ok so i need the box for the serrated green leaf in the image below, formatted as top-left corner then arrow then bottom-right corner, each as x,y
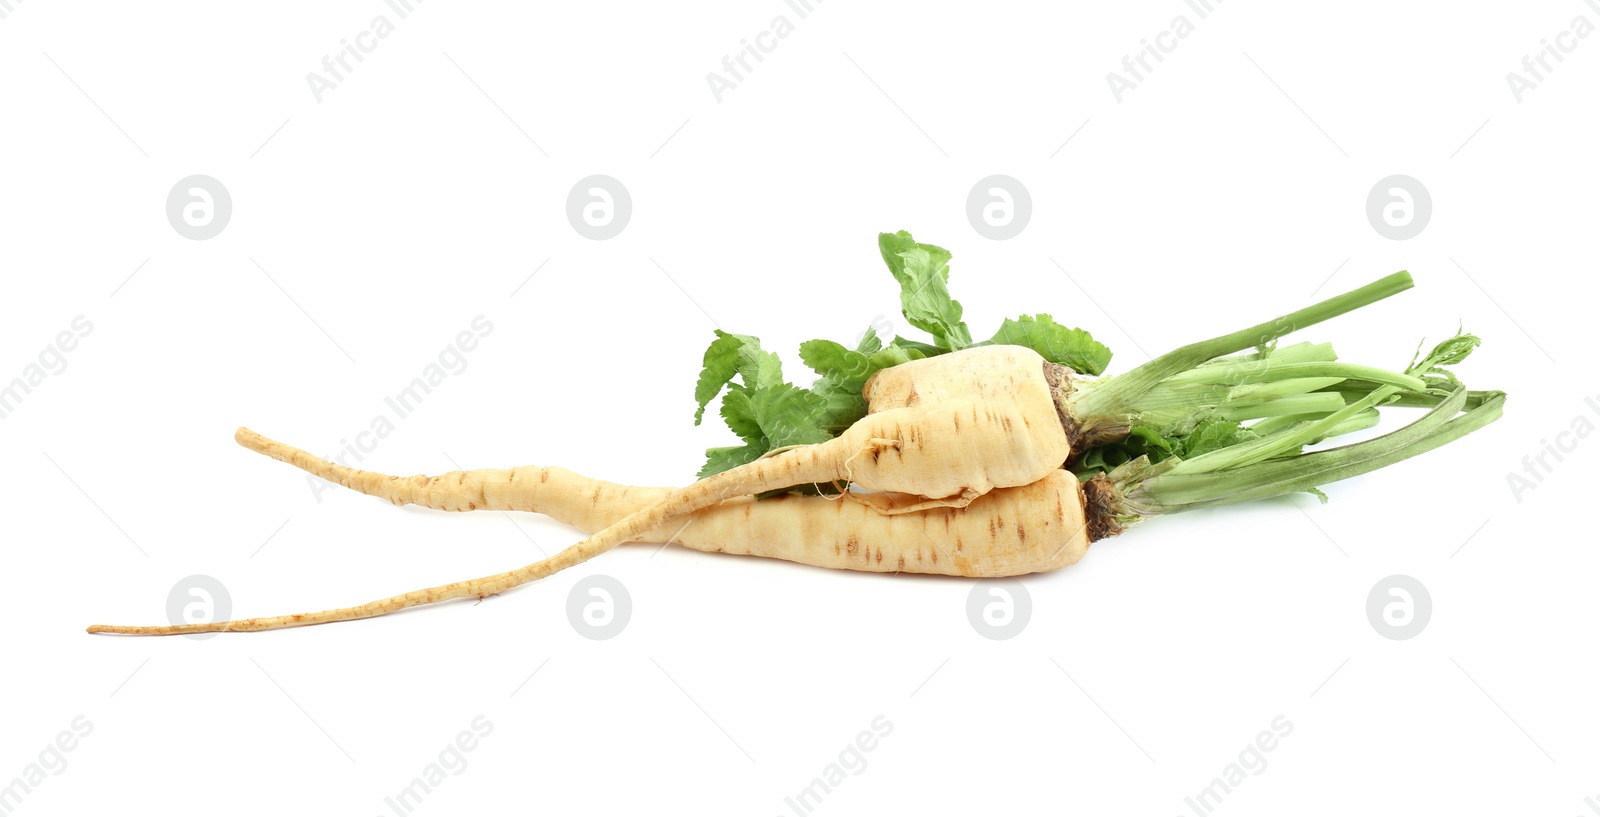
979,314 -> 1113,376
718,388 -> 762,442
1073,418 -> 1262,477
867,345 -> 923,370
1404,330 -> 1481,396
748,383 -> 834,449
693,331 -> 745,425
889,336 -> 943,356
798,339 -> 874,385
697,443 -> 765,478
877,231 -> 971,350
698,383 -> 835,478
1176,418 -> 1260,458
693,330 -> 784,424
854,326 -> 883,355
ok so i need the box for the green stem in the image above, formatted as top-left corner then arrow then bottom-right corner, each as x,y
1317,386 -> 1498,411
1249,407 -> 1379,437
1195,341 -> 1335,368
1123,389 -> 1505,515
1069,272 -> 1414,429
1136,377 -> 1347,411
1168,386 -> 1400,474
1164,362 -> 1425,390
1214,393 -> 1348,421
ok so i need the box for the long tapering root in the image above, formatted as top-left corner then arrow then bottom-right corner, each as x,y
86,524 -> 614,636
236,427 -> 487,511
105,400 -> 1037,635
236,427 -> 677,524
89,428 -> 853,635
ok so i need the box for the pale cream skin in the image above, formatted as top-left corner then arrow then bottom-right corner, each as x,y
476,467 -> 1091,579
90,346 -> 1083,635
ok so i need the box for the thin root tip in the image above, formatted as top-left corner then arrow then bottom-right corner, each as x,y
87,624 -> 159,636
235,427 -> 273,453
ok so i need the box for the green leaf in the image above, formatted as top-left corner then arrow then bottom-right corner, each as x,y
867,345 -> 923,370
889,336 -> 943,356
698,383 -> 834,477
979,314 -> 1113,375
697,444 -> 765,478
693,330 -> 783,424
854,326 -> 883,355
1176,418 -> 1261,459
877,231 -> 971,350
1407,330 -> 1480,373
749,384 -> 834,449
807,385 -> 869,435
718,388 -> 762,442
693,331 -> 744,425
1406,330 -> 1481,394
799,339 -> 880,434
1073,418 -> 1262,477
798,339 -> 873,385
1075,426 -> 1177,473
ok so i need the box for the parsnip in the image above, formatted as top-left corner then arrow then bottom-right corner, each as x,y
84,242 -> 1499,637
224,430 -> 1091,577
86,386 -> 1502,636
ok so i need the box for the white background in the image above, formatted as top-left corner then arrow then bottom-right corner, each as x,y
2,1 -> 1597,814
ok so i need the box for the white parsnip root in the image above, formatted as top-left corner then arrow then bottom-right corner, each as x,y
85,428 -> 1094,636
237,432 -> 1094,576
87,349 -> 1073,636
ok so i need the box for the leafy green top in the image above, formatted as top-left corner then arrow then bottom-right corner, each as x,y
690,230 -> 1111,478
1072,330 -> 1485,478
